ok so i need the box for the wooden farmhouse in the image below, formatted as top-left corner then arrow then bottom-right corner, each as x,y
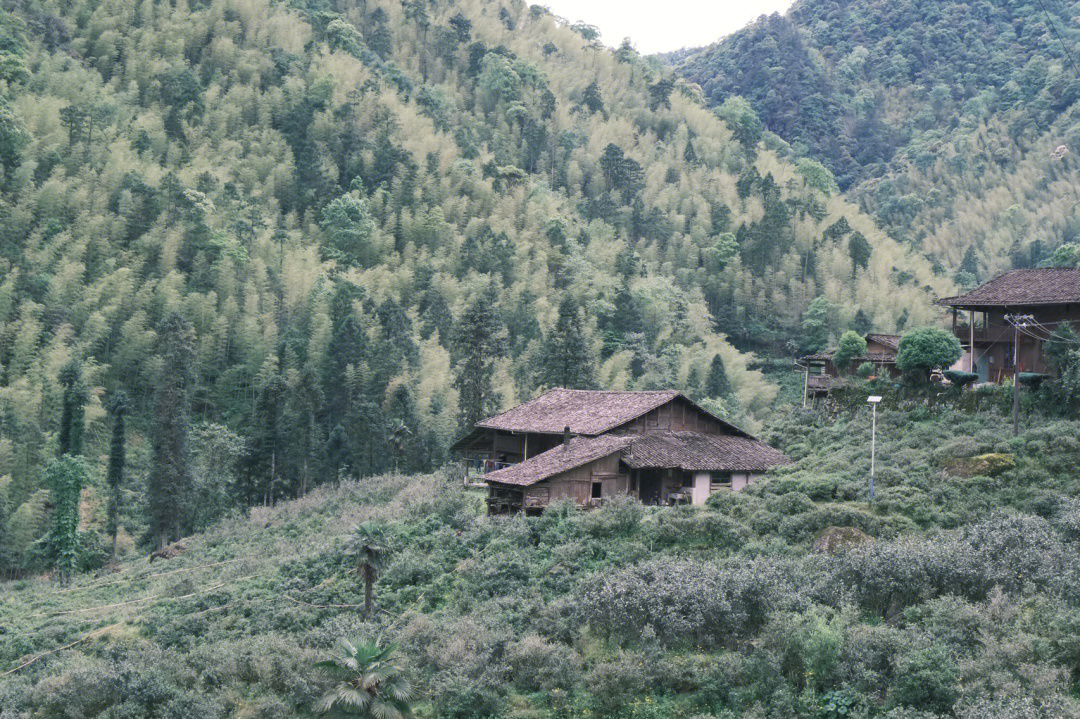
799,333 -> 903,397
451,389 -> 790,514
939,268 -> 1080,383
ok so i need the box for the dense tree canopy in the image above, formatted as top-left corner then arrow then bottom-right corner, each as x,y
679,0 -> 1080,280
0,0 -> 944,574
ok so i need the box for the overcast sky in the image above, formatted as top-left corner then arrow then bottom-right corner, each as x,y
535,0 -> 796,55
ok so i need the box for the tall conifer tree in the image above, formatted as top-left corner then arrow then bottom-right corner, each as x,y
149,314 -> 195,550
106,390 -> 129,561
539,296 -> 596,390
453,286 -> 505,428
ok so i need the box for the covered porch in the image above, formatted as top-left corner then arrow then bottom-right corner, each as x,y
626,466 -> 748,506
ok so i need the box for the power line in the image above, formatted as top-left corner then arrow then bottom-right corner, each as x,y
1035,0 -> 1080,82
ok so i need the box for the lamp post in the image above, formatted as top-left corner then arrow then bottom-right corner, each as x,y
867,396 -> 881,502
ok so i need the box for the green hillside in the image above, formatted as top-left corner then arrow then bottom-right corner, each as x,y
4,407 -> 1080,717
678,0 -> 1080,282
0,0 -> 950,570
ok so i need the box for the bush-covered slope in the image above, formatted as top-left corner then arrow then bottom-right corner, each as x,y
0,0 -> 949,569
679,0 -> 1080,281
4,408 -> 1080,717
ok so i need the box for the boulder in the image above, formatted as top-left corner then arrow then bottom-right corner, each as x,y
943,452 -> 1015,478
812,526 -> 872,554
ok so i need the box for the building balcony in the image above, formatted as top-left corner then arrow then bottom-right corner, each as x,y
952,325 -> 1014,345
806,374 -> 831,391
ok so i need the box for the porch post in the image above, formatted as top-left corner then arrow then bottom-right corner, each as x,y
969,309 -> 975,373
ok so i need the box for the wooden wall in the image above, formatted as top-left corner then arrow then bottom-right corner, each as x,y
611,397 -> 728,436
524,451 -> 630,507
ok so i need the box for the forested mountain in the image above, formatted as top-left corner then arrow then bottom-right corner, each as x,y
0,0 -> 945,570
678,0 -> 1080,284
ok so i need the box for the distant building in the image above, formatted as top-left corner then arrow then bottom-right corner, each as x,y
451,389 -> 790,514
939,268 -> 1080,383
798,333 -> 902,397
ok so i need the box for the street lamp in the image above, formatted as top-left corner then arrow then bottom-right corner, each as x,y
867,396 -> 882,502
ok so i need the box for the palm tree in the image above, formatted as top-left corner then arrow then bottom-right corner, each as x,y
347,521 -> 389,617
316,639 -> 413,717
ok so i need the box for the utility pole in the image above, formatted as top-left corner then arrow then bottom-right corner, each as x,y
1012,315 -> 1020,436
867,395 -> 881,502
1007,313 -> 1033,437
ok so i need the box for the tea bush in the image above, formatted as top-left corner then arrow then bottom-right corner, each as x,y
5,410 -> 1080,718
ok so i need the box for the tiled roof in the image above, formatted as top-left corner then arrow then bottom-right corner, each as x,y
865,334 -> 901,350
482,434 -> 633,486
621,432 -> 792,472
802,333 -> 900,363
801,351 -> 897,363
484,431 -> 791,487
939,268 -> 1080,307
476,388 -> 743,436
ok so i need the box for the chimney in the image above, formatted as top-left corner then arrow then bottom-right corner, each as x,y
563,425 -> 571,452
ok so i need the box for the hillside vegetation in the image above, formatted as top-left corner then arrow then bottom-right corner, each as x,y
0,0 -> 950,573
4,408 -> 1080,718
678,0 -> 1080,282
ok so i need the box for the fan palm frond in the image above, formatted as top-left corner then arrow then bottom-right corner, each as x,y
315,638 -> 412,717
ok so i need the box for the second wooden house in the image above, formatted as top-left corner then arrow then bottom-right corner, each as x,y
452,388 -> 791,514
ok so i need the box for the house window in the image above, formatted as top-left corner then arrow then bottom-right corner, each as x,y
591,482 -> 602,499
710,472 -> 732,491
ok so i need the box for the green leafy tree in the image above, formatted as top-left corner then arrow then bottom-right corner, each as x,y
1044,324 -> 1080,375
321,190 -> 377,268
347,521 -> 389,617
539,296 -> 596,389
315,639 -> 413,718
795,157 -> 838,196
833,331 -> 867,371
149,314 -> 195,550
801,296 -> 833,354
895,327 -> 962,385
105,390 -> 129,561
42,456 -> 89,580
716,96 -> 763,151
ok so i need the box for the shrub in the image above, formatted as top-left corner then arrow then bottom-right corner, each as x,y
585,493 -> 643,537
586,651 -> 648,717
504,634 -> 581,692
888,643 -> 959,713
965,513 -> 1075,596
581,557 -> 810,648
648,506 -> 745,550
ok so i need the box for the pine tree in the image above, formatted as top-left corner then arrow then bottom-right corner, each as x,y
683,138 -> 698,166
539,296 -> 596,389
57,359 -> 87,457
105,390 -> 129,561
582,80 -> 605,116
852,309 -> 872,336
149,313 -> 195,550
385,383 -> 420,473
705,354 -> 733,399
848,231 -> 872,275
240,366 -> 287,506
453,287 -> 505,428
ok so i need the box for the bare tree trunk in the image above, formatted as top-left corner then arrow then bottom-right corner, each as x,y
364,574 -> 373,617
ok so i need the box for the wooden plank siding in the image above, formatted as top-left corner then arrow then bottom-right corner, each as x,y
610,396 -> 727,436
525,451 -> 630,508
